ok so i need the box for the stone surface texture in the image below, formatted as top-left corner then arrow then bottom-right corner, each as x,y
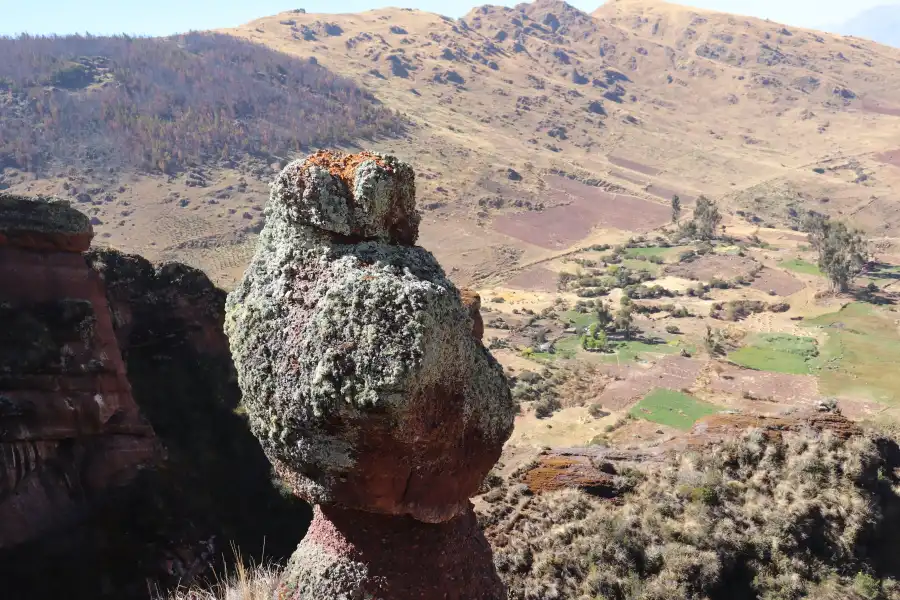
0,193 -> 158,550
225,151 -> 515,599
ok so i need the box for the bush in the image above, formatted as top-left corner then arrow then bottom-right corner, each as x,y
484,426 -> 900,600
588,403 -> 609,418
534,397 -> 561,419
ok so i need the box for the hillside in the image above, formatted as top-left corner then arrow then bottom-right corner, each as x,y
836,5 -> 900,48
3,0 -> 900,290
0,33 -> 403,174
222,0 -> 900,286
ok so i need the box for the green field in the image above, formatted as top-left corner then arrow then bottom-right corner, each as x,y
728,333 -> 819,375
780,258 -> 823,277
620,258 -> 661,276
625,246 -> 672,259
601,339 -> 682,364
805,303 -> 900,404
629,388 -> 721,430
561,310 -> 601,330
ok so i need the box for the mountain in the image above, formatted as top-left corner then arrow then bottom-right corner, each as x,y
3,0 -> 900,290
219,0 -> 900,287
835,4 -> 900,48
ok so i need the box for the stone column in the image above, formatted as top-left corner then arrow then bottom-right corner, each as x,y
225,151 -> 515,599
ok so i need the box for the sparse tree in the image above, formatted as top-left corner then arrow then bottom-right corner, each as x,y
671,194 -> 682,224
594,301 -> 614,330
704,325 -> 725,357
614,299 -> 638,341
693,196 -> 722,240
804,214 -> 869,292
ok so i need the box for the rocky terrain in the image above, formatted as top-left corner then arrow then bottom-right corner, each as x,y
5,0 -> 900,597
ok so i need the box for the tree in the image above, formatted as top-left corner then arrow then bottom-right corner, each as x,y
581,322 -> 608,352
804,214 -> 869,292
594,301 -> 613,330
614,301 -> 638,341
704,326 -> 725,357
693,196 -> 722,240
671,195 -> 682,224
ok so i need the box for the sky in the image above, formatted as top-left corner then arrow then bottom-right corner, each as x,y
0,0 -> 897,37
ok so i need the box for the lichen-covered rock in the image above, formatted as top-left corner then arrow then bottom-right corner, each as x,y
226,151 -> 515,523
269,150 -> 419,244
0,193 -> 93,252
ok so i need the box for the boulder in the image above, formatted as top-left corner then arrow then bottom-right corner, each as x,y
226,151 -> 515,598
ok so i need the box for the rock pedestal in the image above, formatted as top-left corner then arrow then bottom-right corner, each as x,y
225,151 -> 516,599
0,194 -> 157,550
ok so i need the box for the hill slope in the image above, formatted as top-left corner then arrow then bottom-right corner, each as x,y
5,0 -> 900,288
225,0 -> 900,281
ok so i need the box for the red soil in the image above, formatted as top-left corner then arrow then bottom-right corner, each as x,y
492,176 -> 670,249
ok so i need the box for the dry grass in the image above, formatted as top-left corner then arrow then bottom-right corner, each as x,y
481,423 -> 900,600
163,556 -> 280,600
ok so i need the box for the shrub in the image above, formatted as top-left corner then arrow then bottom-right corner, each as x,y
588,403 -> 609,418
483,426 -> 900,600
534,397 -> 561,419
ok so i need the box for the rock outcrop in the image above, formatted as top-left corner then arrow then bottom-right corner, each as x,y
225,151 -> 516,599
0,194 -> 158,550
0,194 -> 310,599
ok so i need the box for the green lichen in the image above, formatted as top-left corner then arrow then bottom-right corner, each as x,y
268,153 -> 418,243
225,153 -> 515,507
0,193 -> 91,236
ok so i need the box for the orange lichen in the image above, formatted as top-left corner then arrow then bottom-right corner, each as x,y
304,150 -> 390,190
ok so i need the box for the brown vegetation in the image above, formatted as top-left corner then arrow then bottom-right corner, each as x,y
483,422 -> 900,600
0,33 -> 404,174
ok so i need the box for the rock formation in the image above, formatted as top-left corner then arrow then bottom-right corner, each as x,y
0,194 -> 157,550
0,194 -> 310,599
225,150 -> 516,599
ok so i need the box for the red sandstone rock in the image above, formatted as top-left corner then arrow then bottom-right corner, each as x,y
0,194 -> 157,550
281,504 -> 505,599
225,153 -> 513,598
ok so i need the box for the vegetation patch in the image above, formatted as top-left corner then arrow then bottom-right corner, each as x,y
628,388 -> 720,430
807,303 -> 900,404
598,340 -> 681,364
624,246 -> 679,261
0,34 -> 404,174
729,333 -> 819,375
780,257 -> 823,277
485,425 -> 900,600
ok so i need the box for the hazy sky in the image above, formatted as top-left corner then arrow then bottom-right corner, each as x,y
1,0 -> 897,37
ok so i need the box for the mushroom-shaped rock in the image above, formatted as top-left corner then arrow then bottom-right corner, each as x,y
226,151 -> 513,598
225,151 -> 515,523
